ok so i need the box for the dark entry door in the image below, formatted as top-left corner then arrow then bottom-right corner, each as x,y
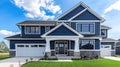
59,44 -> 64,54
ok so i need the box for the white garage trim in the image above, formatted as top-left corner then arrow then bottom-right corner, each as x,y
15,43 -> 45,57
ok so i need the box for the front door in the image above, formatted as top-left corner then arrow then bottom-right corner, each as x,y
55,41 -> 68,54
59,44 -> 64,54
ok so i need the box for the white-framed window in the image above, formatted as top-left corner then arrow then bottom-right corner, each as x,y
25,26 -> 40,34
76,23 -> 95,34
101,29 -> 107,37
79,40 -> 95,49
45,26 -> 50,33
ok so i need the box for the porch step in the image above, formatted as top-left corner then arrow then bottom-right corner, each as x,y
58,57 -> 72,60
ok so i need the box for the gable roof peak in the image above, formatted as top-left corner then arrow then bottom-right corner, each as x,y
41,22 -> 83,37
56,1 -> 105,22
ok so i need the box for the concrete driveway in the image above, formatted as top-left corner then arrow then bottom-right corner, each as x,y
104,56 -> 120,61
0,57 -> 39,67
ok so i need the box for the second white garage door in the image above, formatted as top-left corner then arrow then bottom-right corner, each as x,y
100,45 -> 111,57
16,44 -> 45,57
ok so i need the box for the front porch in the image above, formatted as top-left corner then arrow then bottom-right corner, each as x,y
45,36 -> 80,57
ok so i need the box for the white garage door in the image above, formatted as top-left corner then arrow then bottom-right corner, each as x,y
16,44 -> 45,57
100,45 -> 111,57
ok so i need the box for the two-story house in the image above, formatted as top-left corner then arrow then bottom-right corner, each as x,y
6,2 -> 117,57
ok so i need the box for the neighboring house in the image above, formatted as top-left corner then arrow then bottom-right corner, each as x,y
116,41 -> 120,55
6,2 -> 117,57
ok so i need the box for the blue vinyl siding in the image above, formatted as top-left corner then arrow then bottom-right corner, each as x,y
59,5 -> 85,20
21,26 -> 55,37
72,10 -> 100,20
95,39 -> 100,49
10,40 -> 46,49
48,25 -> 78,36
70,22 -> 100,37
101,42 -> 115,50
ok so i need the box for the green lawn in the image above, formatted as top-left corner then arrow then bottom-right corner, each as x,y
22,59 -> 120,67
0,53 -> 10,60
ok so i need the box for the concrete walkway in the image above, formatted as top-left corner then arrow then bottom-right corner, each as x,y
104,56 -> 120,61
0,57 -> 39,67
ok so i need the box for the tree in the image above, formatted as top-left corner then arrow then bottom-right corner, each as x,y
0,41 -> 9,53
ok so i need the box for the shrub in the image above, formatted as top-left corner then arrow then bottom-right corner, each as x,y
71,58 -> 81,60
26,59 -> 28,63
44,53 -> 48,60
30,57 -> 33,61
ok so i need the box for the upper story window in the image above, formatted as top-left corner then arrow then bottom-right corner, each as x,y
101,29 -> 107,37
76,23 -> 94,34
45,26 -> 50,33
79,40 -> 95,49
25,26 -> 40,34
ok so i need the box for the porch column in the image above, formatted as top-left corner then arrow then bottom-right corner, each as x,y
45,38 -> 51,57
74,38 -> 80,56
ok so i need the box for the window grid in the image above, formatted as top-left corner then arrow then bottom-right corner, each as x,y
25,26 -> 40,34
77,23 -> 94,33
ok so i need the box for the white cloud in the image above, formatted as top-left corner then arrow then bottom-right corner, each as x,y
0,30 -> 20,36
104,0 -> 120,14
13,0 -> 62,20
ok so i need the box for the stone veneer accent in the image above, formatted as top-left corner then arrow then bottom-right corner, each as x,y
111,51 -> 116,56
74,52 -> 80,57
10,51 -> 16,57
80,51 -> 100,56
46,52 -> 51,57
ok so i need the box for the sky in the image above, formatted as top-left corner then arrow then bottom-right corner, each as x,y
0,0 -> 120,46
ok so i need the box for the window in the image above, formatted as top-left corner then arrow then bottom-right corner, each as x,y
79,40 -> 94,49
25,26 -> 40,34
31,45 -> 38,47
25,45 -> 29,47
45,26 -> 50,32
101,29 -> 106,36
77,23 -> 94,33
39,45 -> 45,47
17,45 -> 24,47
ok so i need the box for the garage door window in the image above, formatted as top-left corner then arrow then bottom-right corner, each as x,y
17,45 -> 24,47
39,45 -> 45,47
31,45 -> 38,47
25,45 -> 29,47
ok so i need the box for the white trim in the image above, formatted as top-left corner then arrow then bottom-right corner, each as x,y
25,26 -> 41,34
76,22 -> 95,34
9,49 -> 15,51
58,20 -> 101,22
101,40 -> 117,42
56,1 -> 86,20
80,50 -> 100,51
6,38 -> 45,40
68,8 -> 87,21
41,23 -> 83,37
15,43 -> 46,56
86,8 -> 105,22
17,24 -> 55,26
56,2 -> 105,22
80,37 -> 102,40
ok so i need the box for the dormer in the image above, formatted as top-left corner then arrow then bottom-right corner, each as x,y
101,25 -> 111,38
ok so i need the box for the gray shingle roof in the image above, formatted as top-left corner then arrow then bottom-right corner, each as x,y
101,25 -> 111,30
5,34 -> 44,40
17,20 -> 57,26
101,38 -> 117,42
